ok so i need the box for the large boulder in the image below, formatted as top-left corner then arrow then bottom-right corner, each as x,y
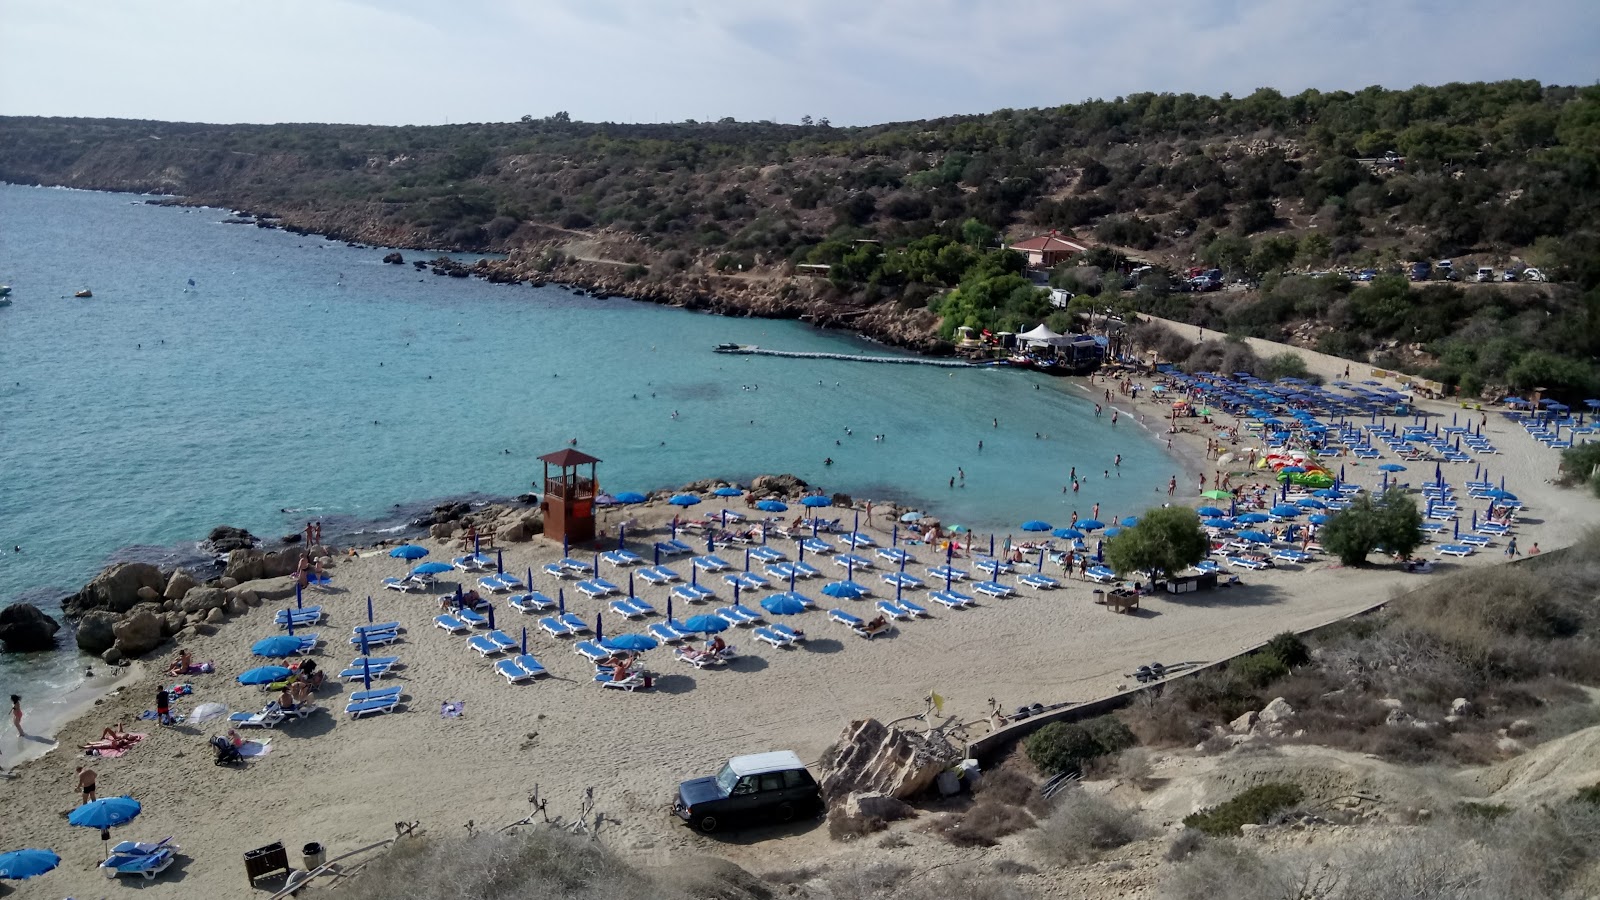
180,587 -> 230,614
164,569 -> 198,600
0,603 -> 61,652
413,501 -> 471,528
111,610 -> 164,658
750,473 -> 808,496
223,548 -> 305,583
76,610 -> 121,654
430,522 -> 457,541
63,562 -> 166,617
844,791 -> 915,823
205,525 -> 258,554
232,577 -> 296,604
498,513 -> 544,542
818,718 -> 960,803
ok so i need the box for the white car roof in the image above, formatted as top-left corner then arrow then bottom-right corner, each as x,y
728,750 -> 806,776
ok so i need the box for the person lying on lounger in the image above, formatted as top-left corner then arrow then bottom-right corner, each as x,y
861,615 -> 889,633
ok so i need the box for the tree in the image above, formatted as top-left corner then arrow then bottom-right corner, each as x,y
1319,488 -> 1423,565
1103,506 -> 1210,581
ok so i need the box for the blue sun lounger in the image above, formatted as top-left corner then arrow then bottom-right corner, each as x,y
791,561 -> 823,579
835,553 -> 874,570
467,633 -> 511,657
828,608 -> 864,628
538,616 -> 574,638
637,566 -> 677,585
345,695 -> 401,718
480,573 -> 525,593
646,621 -> 691,643
1458,534 -> 1491,547
1436,544 -> 1475,557
339,657 -> 398,681
875,600 -> 913,620
656,539 -> 694,556
974,557 -> 1014,575
973,581 -> 1014,598
692,555 -> 732,572
602,549 -> 645,567
770,623 -> 806,642
928,565 -> 968,581
576,580 -> 614,599
716,604 -> 762,626
1226,556 -> 1270,571
843,532 -> 877,548
875,547 -> 913,565
382,576 -> 426,593
610,597 -> 653,618
275,606 -> 324,627
542,563 -> 573,579
354,621 -> 401,636
930,590 -> 975,609
456,608 -> 489,628
1192,560 -> 1225,575
453,554 -> 493,572
349,627 -> 400,647
754,626 -> 796,648
572,640 -> 610,662
230,702 -> 285,728
510,592 -> 556,614
557,557 -> 595,575
1084,565 -> 1117,584
881,572 -> 924,590
496,656 -> 545,683
435,614 -> 469,634
559,612 -> 590,633
671,583 -> 716,603
1018,573 -> 1059,590
800,538 -> 835,555
723,572 -> 769,591
100,838 -> 178,880
748,546 -> 786,563
349,686 -> 403,704
764,562 -> 798,580
282,634 -> 321,653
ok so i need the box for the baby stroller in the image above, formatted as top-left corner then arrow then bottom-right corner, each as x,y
210,735 -> 244,767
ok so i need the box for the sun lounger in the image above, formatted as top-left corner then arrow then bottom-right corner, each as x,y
576,580 -> 613,599
835,553 -> 874,570
1018,573 -> 1060,590
382,576 -> 425,593
602,549 -> 645,567
230,702 -> 285,729
843,532 -> 877,548
881,571 -> 925,590
468,633 -> 509,657
930,590 -> 974,609
671,583 -> 716,603
479,573 -> 524,593
748,546 -> 786,563
510,592 -> 556,614
656,539 -> 694,556
434,614 -> 469,633
800,538 -> 835,555
692,555 -> 731,572
538,616 -> 574,638
828,608 -> 864,628
557,557 -> 595,575
791,561 -> 823,579
1225,556 -> 1270,571
348,687 -> 403,704
595,670 -> 648,691
1476,523 -> 1509,535
1436,544 -> 1476,557
875,547 -> 913,565
1271,549 -> 1313,564
274,606 -> 324,624
495,658 -> 535,683
974,557 -> 1014,575
339,659 -> 396,681
456,608 -> 489,628
354,621 -> 401,636
638,566 -> 676,585
770,623 -> 806,642
572,640 -> 611,662
928,565 -> 968,581
646,621 -> 690,643
754,626 -> 796,648
715,604 -> 762,626
453,554 -> 493,572
1083,565 -> 1117,584
100,838 -> 178,880
973,581 -> 1014,598
764,562 -> 798,580
345,695 -> 400,718
610,597 -> 649,618
559,612 -> 590,633
674,646 -> 727,668
875,600 -> 913,620
542,563 -> 572,579
283,634 -> 320,653
1458,535 -> 1491,547
723,572 -> 770,591
349,627 -> 400,647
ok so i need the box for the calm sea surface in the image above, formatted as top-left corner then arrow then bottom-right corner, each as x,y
0,183 -> 1179,709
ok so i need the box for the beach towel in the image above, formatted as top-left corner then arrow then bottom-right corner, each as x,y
440,701 -> 465,719
137,710 -> 185,725
81,733 -> 146,759
165,683 -> 194,697
239,739 -> 272,758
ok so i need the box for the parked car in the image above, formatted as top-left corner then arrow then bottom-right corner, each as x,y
1476,267 -> 1494,283
673,750 -> 822,833
1357,269 -> 1378,282
1524,268 -> 1548,283
1409,261 -> 1432,282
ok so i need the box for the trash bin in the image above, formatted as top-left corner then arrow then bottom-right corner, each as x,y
302,842 -> 325,871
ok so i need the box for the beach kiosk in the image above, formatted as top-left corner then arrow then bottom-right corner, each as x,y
538,448 -> 601,547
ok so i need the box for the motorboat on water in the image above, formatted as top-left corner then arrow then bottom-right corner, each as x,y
75,288 -> 93,298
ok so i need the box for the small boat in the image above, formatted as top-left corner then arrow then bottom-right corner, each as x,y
0,284 -> 11,297
75,289 -> 93,298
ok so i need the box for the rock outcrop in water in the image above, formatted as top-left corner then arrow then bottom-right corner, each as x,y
0,603 -> 61,652
204,525 -> 258,554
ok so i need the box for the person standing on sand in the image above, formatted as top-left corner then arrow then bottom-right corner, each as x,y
76,765 -> 97,803
10,695 -> 22,736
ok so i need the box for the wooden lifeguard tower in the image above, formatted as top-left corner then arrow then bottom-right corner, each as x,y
538,448 -> 601,546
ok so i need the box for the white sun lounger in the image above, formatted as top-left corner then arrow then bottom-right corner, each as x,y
875,600 -> 913,620
881,572 -> 924,590
230,702 -> 285,729
754,626 -> 796,648
656,539 -> 694,556
538,616 -> 575,638
930,590 -> 974,609
671,583 -> 716,603
646,621 -> 690,643
602,549 -> 645,567
434,614 -> 469,634
382,576 -> 425,593
973,581 -> 1014,598
510,592 -> 556,614
692,555 -> 731,572
674,646 -> 727,668
1018,573 -> 1060,590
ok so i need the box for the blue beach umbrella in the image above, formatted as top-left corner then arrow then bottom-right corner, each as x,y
1196,506 -> 1225,517
1077,519 -> 1105,531
238,665 -> 292,685
497,548 -> 505,574
1308,514 -> 1330,525
1312,489 -> 1338,499
669,494 -> 701,507
822,581 -> 866,599
682,614 -> 729,633
252,636 -> 303,658
411,562 -> 452,576
1202,518 -> 1235,528
67,797 -> 142,830
1378,463 -> 1407,472
295,581 -> 302,609
1270,505 -> 1302,517
521,627 -> 528,654
1297,498 -> 1326,509
761,594 -> 807,616
389,545 -> 428,560
1052,528 -> 1084,539
713,486 -> 743,497
1236,531 -> 1271,543
1104,527 -> 1122,538
1236,512 -> 1270,524
366,595 -> 374,623
602,633 -> 659,651
614,491 -> 647,504
558,588 -> 566,614
1021,520 -> 1051,532
757,500 -> 788,512
802,495 -> 832,508
0,848 -> 61,880
1120,516 -> 1140,527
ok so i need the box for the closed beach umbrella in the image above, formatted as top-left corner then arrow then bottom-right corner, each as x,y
389,545 -> 428,560
558,588 -> 566,614
713,486 -> 743,497
595,612 -> 603,643
0,849 -> 61,880
669,494 -> 701,507
682,614 -> 729,633
757,500 -> 788,512
68,797 -> 142,830
238,665 -> 292,685
496,548 -> 505,574
411,562 -> 451,576
761,594 -> 806,616
602,633 -> 658,651
189,702 -> 228,724
802,496 -> 831,508
252,636 -> 303,658
614,491 -> 647,504
1020,520 -> 1052,532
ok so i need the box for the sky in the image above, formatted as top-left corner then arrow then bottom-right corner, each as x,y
2,0 -> 1597,127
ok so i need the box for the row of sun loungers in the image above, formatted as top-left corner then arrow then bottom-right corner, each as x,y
346,686 -> 403,718
231,700 -> 319,729
610,596 -> 657,618
274,606 -> 325,629
754,623 -> 807,648
339,656 -> 399,681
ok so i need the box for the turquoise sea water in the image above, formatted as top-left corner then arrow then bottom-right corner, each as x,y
0,183 -> 1179,707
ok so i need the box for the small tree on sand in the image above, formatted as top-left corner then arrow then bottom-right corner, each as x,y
1104,506 -> 1210,581
1319,488 -> 1424,565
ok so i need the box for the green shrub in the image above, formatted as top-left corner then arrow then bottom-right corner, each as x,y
1262,632 -> 1310,669
1025,715 -> 1136,776
1228,651 -> 1289,689
1182,783 -> 1304,835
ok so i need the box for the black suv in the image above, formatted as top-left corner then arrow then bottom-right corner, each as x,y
673,750 -> 822,833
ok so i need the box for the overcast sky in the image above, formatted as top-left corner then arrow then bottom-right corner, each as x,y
2,0 -> 1597,126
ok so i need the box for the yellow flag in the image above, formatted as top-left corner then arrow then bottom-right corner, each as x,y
930,692 -> 945,716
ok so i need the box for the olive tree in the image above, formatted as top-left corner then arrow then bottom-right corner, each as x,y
1104,506 -> 1210,581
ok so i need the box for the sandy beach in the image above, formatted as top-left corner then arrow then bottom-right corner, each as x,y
3,331 -> 1597,898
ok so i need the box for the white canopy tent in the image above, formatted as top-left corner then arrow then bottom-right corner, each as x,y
1017,324 -> 1063,348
